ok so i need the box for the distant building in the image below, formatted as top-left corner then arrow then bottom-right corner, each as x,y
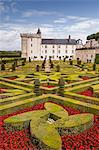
20,28 -> 82,60
76,39 -> 99,63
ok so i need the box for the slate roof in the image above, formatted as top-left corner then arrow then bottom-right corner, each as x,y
42,39 -> 77,45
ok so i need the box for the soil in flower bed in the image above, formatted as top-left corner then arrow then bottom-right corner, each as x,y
0,102 -> 99,150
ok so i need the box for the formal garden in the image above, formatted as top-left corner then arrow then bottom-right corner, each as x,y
0,58 -> 99,150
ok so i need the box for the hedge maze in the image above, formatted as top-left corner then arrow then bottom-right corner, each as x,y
0,60 -> 99,149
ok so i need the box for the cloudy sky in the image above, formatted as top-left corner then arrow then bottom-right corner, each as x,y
0,0 -> 99,50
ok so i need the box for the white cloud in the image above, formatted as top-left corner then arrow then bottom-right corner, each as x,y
54,18 -> 67,23
0,16 -> 99,50
67,16 -> 89,21
64,19 -> 99,32
22,10 -> 57,17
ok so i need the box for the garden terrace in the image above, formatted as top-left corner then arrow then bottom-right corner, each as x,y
0,60 -> 99,150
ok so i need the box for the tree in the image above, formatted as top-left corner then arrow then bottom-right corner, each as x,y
34,79 -> 41,96
58,77 -> 65,96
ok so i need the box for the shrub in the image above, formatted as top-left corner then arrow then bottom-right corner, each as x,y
93,63 -> 96,70
69,59 -> 73,65
12,63 -> 16,71
58,77 -> 65,96
36,65 -> 40,72
29,57 -> 31,62
34,79 -> 41,96
56,65 -> 60,72
1,62 -> 5,70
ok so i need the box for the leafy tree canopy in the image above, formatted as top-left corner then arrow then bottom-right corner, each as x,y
87,32 -> 99,41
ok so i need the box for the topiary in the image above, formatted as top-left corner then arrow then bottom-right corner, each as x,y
93,63 -> 96,71
34,79 -> 41,96
1,62 -> 5,70
58,77 -> 65,96
12,63 -> 16,71
56,65 -> 60,72
36,65 -> 40,72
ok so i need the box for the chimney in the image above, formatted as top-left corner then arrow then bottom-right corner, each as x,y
69,35 -> 71,40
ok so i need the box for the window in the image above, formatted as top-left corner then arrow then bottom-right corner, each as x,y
31,38 -> 32,41
45,45 -> 47,48
31,44 -> 32,47
58,50 -> 60,53
65,50 -> 67,53
52,55 -> 54,59
31,50 -> 33,53
91,55 -> 93,58
45,50 -> 47,54
58,45 -> 60,48
72,50 -> 74,53
53,45 -> 54,48
53,50 -> 55,53
66,45 -> 67,48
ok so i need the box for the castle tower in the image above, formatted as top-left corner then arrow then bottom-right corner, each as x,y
20,29 -> 41,60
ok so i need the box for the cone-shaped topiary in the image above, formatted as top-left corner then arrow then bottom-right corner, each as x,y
56,65 -> 60,72
58,77 -> 65,96
34,79 -> 41,96
36,65 -> 40,72
12,62 -> 16,71
1,62 -> 5,70
93,63 -> 96,71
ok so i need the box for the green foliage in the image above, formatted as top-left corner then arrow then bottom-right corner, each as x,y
56,65 -> 60,72
93,63 -> 96,71
34,79 -> 41,96
36,65 -> 40,72
4,102 -> 94,149
69,59 -> 73,65
12,62 -> 16,71
29,57 -> 31,62
1,62 -> 5,70
58,77 -> 65,96
87,32 -> 99,41
95,54 -> 99,64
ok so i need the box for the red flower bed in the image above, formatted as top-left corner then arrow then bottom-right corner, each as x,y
7,77 -> 17,80
0,103 -> 99,150
82,76 -> 90,80
78,89 -> 93,97
43,85 -> 55,88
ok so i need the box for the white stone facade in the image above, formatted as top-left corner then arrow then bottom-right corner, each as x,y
20,29 -> 83,60
84,39 -> 99,48
76,48 -> 99,63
